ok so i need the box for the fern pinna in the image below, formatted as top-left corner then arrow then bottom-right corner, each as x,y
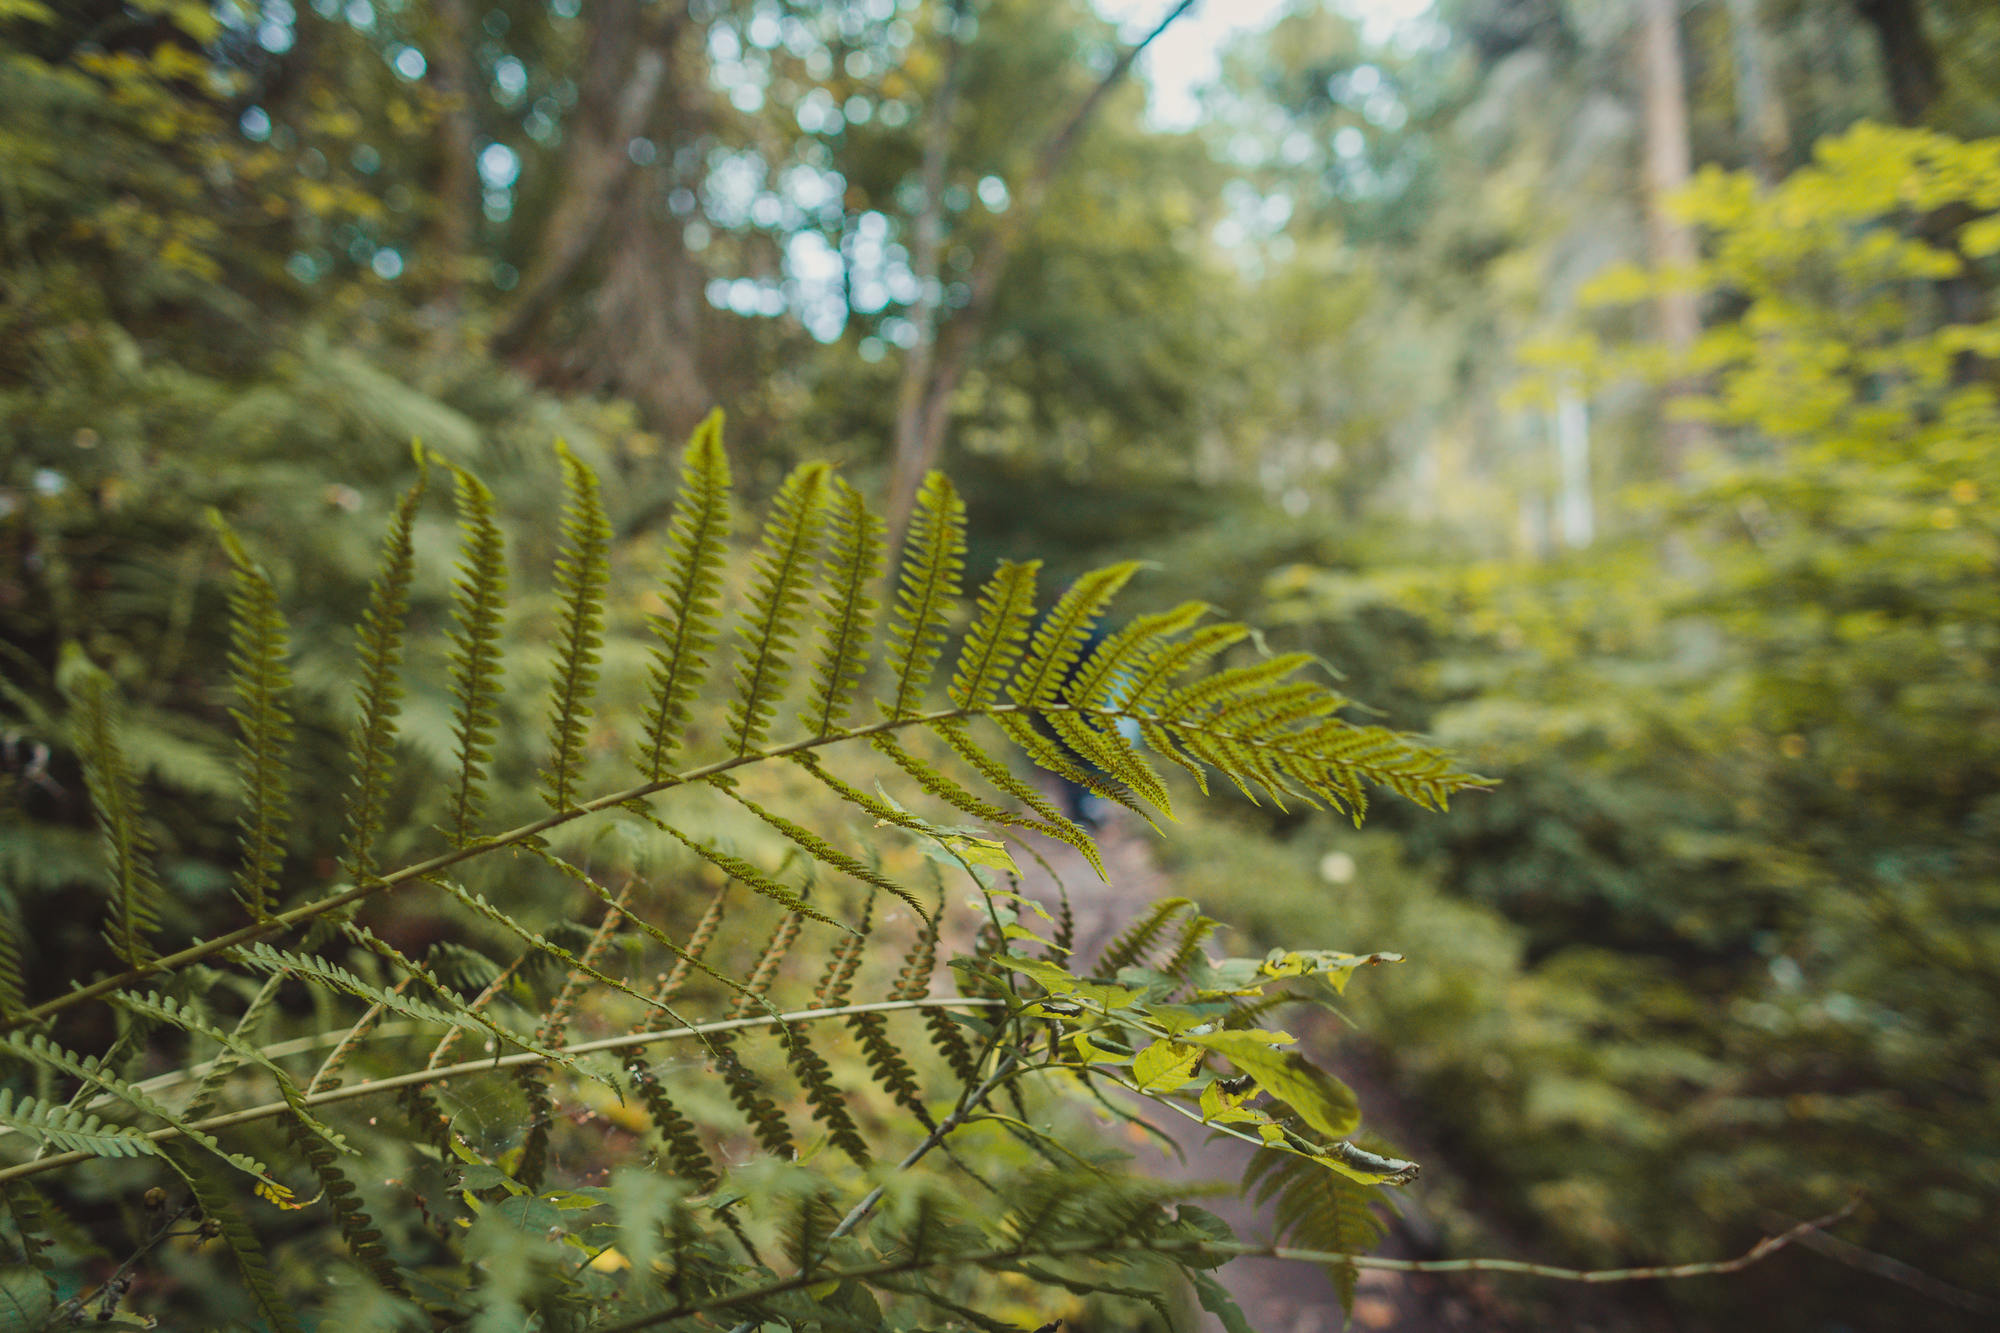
0,413 -> 1489,1329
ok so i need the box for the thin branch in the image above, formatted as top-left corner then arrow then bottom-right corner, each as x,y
0,996 -> 1003,1185
601,1197 -> 1863,1333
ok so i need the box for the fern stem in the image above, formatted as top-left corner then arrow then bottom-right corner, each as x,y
7,699 -> 1471,1035
605,1197 -> 1862,1333
0,997 -> 1004,1184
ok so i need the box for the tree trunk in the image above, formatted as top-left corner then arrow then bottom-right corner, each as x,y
1850,0 -> 1940,126
1638,0 -> 1705,477
490,0 -> 707,435
422,0 -> 479,348
883,0 -> 1200,551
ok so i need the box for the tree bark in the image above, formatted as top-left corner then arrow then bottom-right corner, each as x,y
883,0 -> 1200,551
422,0 -> 479,347
1849,0 -> 1941,126
490,3 -> 681,348
1638,0 -> 1705,478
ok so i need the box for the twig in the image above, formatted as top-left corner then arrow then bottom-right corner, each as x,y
0,996 -> 1004,1185
603,1197 -> 1863,1333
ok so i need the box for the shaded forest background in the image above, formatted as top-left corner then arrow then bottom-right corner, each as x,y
4,0 -> 1999,1328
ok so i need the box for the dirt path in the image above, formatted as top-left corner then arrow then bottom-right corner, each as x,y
1011,815 -> 1533,1333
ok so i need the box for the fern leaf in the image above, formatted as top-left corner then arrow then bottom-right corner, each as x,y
0,891 -> 26,1024
0,1031 -> 274,1186
541,441 -> 612,811
846,1009 -> 932,1128
874,729 -> 1104,877
110,989 -> 344,1143
0,1089 -> 161,1161
1244,1148 -> 1388,1318
164,1146 -> 305,1333
637,884 -> 730,1020
727,462 -> 832,756
518,884 -> 627,1191
711,1034 -> 794,1158
281,1113 -> 411,1299
226,942 -> 486,1039
1097,898 -> 1193,974
1007,562 -> 1143,708
627,1059 -> 720,1190
813,897 -> 873,1009
634,808 -> 845,930
948,559 -> 1041,710
718,778 -> 927,919
212,518 -> 296,920
801,478 -> 886,737
882,472 -> 966,720
444,463 -> 508,846
2,1180 -> 59,1275
62,652 -> 162,967
781,1024 -> 871,1165
640,410 -> 733,779
342,461 -> 427,882
729,905 -> 806,1021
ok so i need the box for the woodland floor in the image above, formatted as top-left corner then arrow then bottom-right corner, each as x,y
1013,808 -> 1648,1333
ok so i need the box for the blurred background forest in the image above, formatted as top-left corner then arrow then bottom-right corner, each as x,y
3,0 -> 1998,1328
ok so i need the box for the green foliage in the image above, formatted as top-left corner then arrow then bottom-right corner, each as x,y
0,422 -> 1478,1326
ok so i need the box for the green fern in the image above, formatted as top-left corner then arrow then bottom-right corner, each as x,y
341,461 -> 427,882
640,409 -> 733,780
0,429 -> 1499,1329
212,517 -> 296,921
60,651 -> 162,967
443,462 -> 508,846
542,440 -> 612,811
883,472 -> 966,721
728,462 -> 832,757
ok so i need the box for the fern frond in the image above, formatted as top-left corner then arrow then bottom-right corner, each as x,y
0,1031 -> 273,1186
846,1009 -> 931,1128
110,990 -> 343,1144
1008,562 -> 1142,708
342,461 -> 427,882
2,1179 -> 60,1274
718,778 -> 927,919
0,1089 -> 161,1161
444,463 -> 508,846
519,884 -> 628,1190
226,942 -> 484,1039
641,410 -> 733,780
63,654 -> 162,967
730,905 -> 806,1020
1163,912 -> 1219,980
634,808 -> 844,930
872,729 -> 1102,877
711,1035 -> 794,1158
282,1113 -> 411,1299
639,884 -> 729,1020
212,518 -> 296,921
813,897 -> 872,1009
1243,1147 -> 1388,1317
165,1146 -> 305,1333
781,1024 -> 871,1165
541,441 -> 613,811
883,472 -> 966,720
727,462 -> 832,757
1097,898 -> 1193,974
0,892 -> 26,1024
627,1060 -> 720,1190
948,559 -> 1041,711
801,478 -> 886,737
